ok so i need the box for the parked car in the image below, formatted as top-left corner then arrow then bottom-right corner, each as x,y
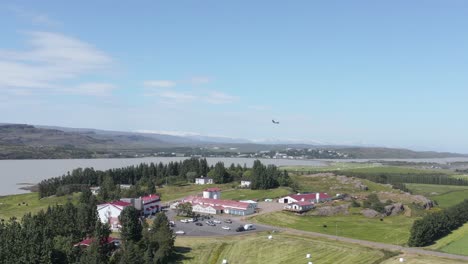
213,219 -> 221,224
221,226 -> 230,230
169,221 -> 175,227
187,218 -> 194,222
175,230 -> 185,235
224,219 -> 232,224
180,219 -> 188,223
244,224 -> 255,230
206,221 -> 216,226
235,226 -> 245,232
195,222 -> 203,226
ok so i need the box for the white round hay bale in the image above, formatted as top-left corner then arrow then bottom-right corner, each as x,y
222,259 -> 228,264
268,235 -> 273,240
399,257 -> 404,262
308,262 -> 313,264
306,253 -> 311,258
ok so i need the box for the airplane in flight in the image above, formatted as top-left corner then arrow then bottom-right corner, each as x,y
272,119 -> 280,124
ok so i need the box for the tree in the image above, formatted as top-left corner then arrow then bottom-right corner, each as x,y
144,213 -> 175,264
211,162 -> 230,184
119,206 -> 143,243
176,202 -> 193,217
118,241 -> 143,264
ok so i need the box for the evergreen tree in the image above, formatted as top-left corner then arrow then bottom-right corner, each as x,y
119,206 -> 143,243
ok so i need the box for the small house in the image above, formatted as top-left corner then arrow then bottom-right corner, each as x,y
284,201 -> 314,212
195,177 -> 214,185
240,180 -> 251,188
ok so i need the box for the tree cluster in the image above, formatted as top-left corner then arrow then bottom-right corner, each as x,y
408,199 -> 468,247
114,210 -> 175,264
250,160 -> 291,190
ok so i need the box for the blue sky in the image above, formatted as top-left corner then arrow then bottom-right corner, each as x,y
1,1 -> 468,152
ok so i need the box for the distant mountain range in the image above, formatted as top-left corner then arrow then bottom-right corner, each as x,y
0,123 -> 466,159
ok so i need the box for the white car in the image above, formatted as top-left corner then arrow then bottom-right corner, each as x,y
213,220 -> 221,224
180,219 -> 188,223
221,226 -> 230,230
175,230 -> 185,235
187,218 -> 194,222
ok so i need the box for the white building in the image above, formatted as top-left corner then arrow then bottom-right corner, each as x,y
142,194 -> 161,215
239,200 -> 258,208
195,177 -> 213,185
240,180 -> 251,188
278,193 -> 332,204
121,194 -> 161,216
203,188 -> 221,199
184,196 -> 256,216
284,201 -> 314,212
192,204 -> 223,215
97,200 -> 132,231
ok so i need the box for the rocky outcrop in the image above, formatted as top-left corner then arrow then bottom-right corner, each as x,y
412,195 -> 434,209
361,208 -> 382,218
384,203 -> 404,216
315,204 -> 349,216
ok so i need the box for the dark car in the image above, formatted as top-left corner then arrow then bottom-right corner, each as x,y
235,226 -> 245,232
195,222 -> 203,226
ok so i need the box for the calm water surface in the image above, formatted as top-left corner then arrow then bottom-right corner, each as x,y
0,157 -> 326,195
2,156 -> 468,196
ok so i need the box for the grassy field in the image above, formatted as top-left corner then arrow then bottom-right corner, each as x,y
427,223 -> 468,256
251,211 -> 415,245
0,192 -> 80,220
174,232 -> 392,264
281,162 -> 381,172
406,184 -> 468,208
381,254 -> 467,264
291,174 -> 394,196
343,166 -> 448,174
221,187 -> 292,201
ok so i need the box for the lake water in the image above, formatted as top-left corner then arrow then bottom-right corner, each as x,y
0,157 -> 326,196
2,156 -> 468,196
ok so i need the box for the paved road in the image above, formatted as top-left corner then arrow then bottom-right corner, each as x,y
252,222 -> 468,262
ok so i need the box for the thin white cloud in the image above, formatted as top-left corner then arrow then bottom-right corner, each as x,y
0,31 -> 114,96
158,91 -> 198,102
63,83 -> 117,97
204,91 -> 238,104
143,80 -> 176,88
9,6 -> 60,27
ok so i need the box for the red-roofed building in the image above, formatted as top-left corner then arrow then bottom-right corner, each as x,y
278,193 -> 332,204
203,188 -> 221,199
97,201 -> 132,231
74,237 -> 119,247
141,194 -> 161,215
182,196 -> 255,216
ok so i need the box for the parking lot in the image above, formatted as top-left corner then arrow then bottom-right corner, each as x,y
164,209 -> 271,237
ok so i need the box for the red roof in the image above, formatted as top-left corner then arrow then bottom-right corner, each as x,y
74,237 -> 117,247
204,187 -> 221,192
184,196 -> 250,210
142,194 -> 160,203
110,200 -> 132,207
98,200 -> 131,208
289,193 -> 330,202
